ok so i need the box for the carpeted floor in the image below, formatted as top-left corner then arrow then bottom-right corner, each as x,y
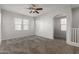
0,35 -> 79,54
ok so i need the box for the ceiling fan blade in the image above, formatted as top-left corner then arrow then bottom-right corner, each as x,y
36,8 -> 43,10
35,11 -> 39,14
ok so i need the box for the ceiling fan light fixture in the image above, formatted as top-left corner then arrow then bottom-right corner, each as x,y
27,4 -> 43,14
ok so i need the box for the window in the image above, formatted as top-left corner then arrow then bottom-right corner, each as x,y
14,18 -> 22,30
23,19 -> 29,30
14,18 -> 29,30
60,18 -> 67,31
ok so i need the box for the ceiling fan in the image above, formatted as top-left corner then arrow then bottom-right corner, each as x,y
27,4 -> 43,14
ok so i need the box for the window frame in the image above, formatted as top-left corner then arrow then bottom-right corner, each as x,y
60,17 -> 67,31
14,17 -> 29,31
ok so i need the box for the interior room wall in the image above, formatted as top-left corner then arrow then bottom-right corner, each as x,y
1,9 -> 35,40
72,8 -> 79,28
0,8 -> 1,42
35,16 -> 53,39
54,17 -> 66,39
35,6 -> 72,41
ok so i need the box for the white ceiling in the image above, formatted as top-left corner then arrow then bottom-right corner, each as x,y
0,4 -> 79,17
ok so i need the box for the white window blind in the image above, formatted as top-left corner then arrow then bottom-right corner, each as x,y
14,18 -> 22,30
60,18 -> 67,31
14,18 -> 29,31
23,19 -> 29,30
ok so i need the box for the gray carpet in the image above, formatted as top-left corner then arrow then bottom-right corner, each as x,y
0,35 -> 79,54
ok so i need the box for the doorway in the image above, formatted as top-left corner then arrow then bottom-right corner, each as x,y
54,16 -> 67,40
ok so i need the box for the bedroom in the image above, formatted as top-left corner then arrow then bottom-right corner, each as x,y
0,4 -> 79,54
